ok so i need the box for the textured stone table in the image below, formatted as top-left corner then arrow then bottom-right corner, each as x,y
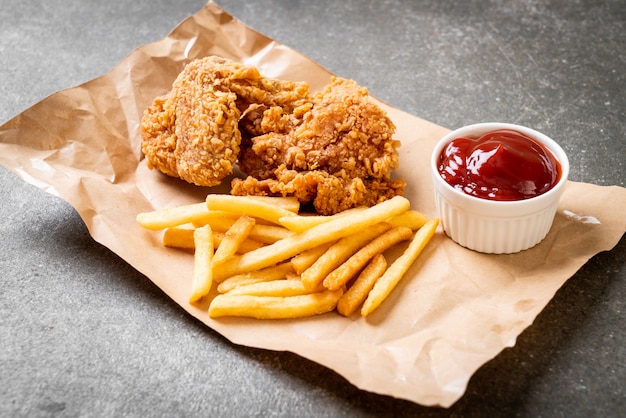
1,1 -> 624,416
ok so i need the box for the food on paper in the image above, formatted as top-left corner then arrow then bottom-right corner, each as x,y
136,202 -> 212,230
140,56 -> 309,187
300,222 -> 392,291
278,207 -> 367,233
211,215 -> 256,267
244,224 -> 296,244
211,196 -> 410,282
437,129 -> 562,201
136,195 -> 438,318
209,289 -> 344,319
232,76 -> 405,215
247,195 -> 301,213
337,254 -> 387,317
162,224 -> 196,249
225,279 -> 325,297
216,263 -> 294,293
206,194 -> 297,225
361,218 -> 439,316
140,55 -> 406,215
136,52 -> 436,316
290,242 -> 334,274
386,210 -> 429,230
162,225 -> 263,253
189,225 -> 214,303
323,226 -> 413,291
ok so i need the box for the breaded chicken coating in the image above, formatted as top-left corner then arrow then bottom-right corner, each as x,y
235,77 -> 405,214
238,77 -> 401,180
231,165 -> 406,215
140,56 -> 309,186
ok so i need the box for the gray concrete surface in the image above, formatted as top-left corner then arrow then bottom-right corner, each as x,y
1,0 -> 624,416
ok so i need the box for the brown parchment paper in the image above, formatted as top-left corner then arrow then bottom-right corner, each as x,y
1,1 -> 625,408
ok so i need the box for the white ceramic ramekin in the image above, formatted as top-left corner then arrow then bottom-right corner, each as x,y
430,122 -> 569,254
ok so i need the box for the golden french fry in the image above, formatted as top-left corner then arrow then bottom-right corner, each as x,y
337,254 -> 387,317
248,224 -> 296,244
212,196 -> 411,282
387,210 -> 429,231
189,225 -> 214,303
162,226 -> 263,253
216,262 -> 294,292
284,273 -> 302,281
225,279 -> 325,297
206,194 -> 297,225
323,226 -> 413,291
290,242 -> 335,274
193,214 -> 238,230
137,202 -> 210,230
190,210 -> 244,228
139,193 -> 437,320
361,218 -> 439,316
208,289 -> 343,319
162,224 -> 196,249
247,196 -> 300,213
300,222 -> 392,291
212,215 -> 256,267
219,233 -> 265,254
278,207 -> 367,232
197,216 -> 294,244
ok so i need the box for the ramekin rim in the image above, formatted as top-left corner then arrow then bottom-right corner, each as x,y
430,122 -> 570,207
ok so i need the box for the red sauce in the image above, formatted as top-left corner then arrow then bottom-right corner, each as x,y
438,129 -> 562,201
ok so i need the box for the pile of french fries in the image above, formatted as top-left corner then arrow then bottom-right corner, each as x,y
136,194 -> 439,319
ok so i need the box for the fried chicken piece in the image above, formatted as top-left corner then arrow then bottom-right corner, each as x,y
140,56 -> 309,186
235,77 -> 405,214
231,165 -> 406,215
238,77 -> 401,180
141,57 -> 405,214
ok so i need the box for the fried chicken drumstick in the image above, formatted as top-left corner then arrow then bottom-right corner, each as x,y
140,56 -> 405,214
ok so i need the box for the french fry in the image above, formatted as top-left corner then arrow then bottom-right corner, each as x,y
138,192 -> 436,320
337,254 -> 387,317
190,210 -> 244,228
387,210 -> 429,231
216,262 -> 294,292
212,215 -> 256,267
361,218 -> 439,317
284,273 -> 302,281
189,225 -> 214,303
225,279 -> 325,297
323,226 -> 413,291
208,289 -> 343,319
247,196 -> 300,213
206,194 -> 297,225
137,202 -> 210,230
300,222 -> 392,291
290,242 -> 335,274
218,233 -> 265,254
162,226 -> 264,253
197,216 -> 294,244
212,196 -> 411,282
162,224 -> 196,249
248,224 -> 296,244
278,207 -> 367,233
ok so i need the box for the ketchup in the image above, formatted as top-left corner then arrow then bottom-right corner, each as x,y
437,129 -> 562,201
